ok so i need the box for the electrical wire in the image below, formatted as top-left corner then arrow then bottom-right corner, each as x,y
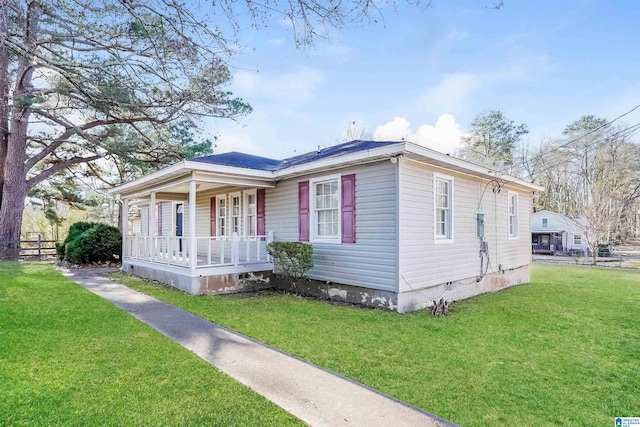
492,103 -> 640,176
510,121 -> 640,179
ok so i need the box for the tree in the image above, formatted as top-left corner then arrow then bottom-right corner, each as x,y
460,110 -> 529,168
0,0 -> 253,257
335,120 -> 373,143
527,115 -> 640,260
0,0 -> 421,258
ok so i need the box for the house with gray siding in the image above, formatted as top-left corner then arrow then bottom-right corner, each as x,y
109,140 -> 543,313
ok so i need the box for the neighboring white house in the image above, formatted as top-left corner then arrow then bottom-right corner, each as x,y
109,140 -> 543,313
530,210 -> 589,255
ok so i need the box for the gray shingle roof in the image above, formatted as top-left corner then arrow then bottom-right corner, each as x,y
190,140 -> 400,171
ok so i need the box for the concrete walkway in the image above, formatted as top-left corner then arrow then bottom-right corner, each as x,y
59,268 -> 456,427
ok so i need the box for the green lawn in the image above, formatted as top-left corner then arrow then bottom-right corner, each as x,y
112,264 -> 640,427
0,262 -> 301,427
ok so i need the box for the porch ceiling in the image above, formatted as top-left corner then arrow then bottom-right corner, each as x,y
119,170 -> 275,200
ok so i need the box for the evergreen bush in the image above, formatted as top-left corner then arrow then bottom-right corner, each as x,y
266,242 -> 313,283
60,222 -> 122,265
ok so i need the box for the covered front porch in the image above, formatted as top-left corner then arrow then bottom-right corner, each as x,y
531,232 -> 564,254
115,164 -> 277,294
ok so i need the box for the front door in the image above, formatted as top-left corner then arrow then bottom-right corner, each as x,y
175,203 -> 184,251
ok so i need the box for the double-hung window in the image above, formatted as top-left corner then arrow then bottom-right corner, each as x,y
245,191 -> 257,236
434,173 -> 453,242
508,192 -> 519,238
573,234 -> 582,245
230,193 -> 241,234
311,176 -> 340,242
218,197 -> 227,236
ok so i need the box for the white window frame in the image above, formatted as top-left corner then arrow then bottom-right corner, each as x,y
573,234 -> 582,245
433,173 -> 454,244
229,192 -> 242,235
310,174 -> 341,244
172,202 -> 184,237
217,195 -> 228,236
508,191 -> 519,239
542,218 -> 548,228
244,190 -> 257,237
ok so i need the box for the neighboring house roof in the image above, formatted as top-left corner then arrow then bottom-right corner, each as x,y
192,140 -> 400,171
109,140 -> 544,196
531,210 -> 583,233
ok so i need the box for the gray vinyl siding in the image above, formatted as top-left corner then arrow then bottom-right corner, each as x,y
140,207 -> 149,236
160,203 -> 171,236
398,159 -> 531,293
266,160 -> 398,292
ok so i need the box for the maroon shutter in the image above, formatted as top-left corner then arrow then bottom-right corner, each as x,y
210,197 -> 216,236
257,189 -> 266,236
341,174 -> 356,243
157,205 -> 162,236
299,181 -> 310,242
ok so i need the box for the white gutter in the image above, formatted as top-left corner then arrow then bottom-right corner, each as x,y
108,160 -> 276,195
273,143 -> 405,179
109,141 -> 543,195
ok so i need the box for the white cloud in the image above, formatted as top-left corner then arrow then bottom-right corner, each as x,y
374,114 -> 462,154
411,114 -> 463,154
373,117 -> 412,141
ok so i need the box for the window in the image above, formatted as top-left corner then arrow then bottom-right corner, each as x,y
311,176 -> 340,242
245,191 -> 257,236
542,218 -> 548,228
508,192 -> 519,238
218,197 -> 227,236
231,193 -> 241,234
434,174 -> 453,242
216,191 -> 264,237
574,234 -> 582,245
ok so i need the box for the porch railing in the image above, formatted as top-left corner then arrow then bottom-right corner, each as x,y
532,243 -> 563,253
125,231 -> 274,269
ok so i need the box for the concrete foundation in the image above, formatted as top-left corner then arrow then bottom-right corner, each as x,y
122,261 -> 272,295
272,276 -> 399,311
397,264 -> 529,313
123,260 -> 529,314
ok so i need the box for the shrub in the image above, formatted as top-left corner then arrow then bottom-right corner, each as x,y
266,242 -> 313,283
61,222 -> 122,265
58,221 -> 93,259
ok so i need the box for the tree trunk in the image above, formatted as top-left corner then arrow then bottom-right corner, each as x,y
0,2 -> 10,210
0,95 -> 30,258
0,0 -> 38,259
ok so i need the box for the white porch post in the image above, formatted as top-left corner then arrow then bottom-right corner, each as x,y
121,197 -> 128,260
188,180 -> 197,270
149,192 -> 156,261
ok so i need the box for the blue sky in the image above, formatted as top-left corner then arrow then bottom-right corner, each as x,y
203,0 -> 640,159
